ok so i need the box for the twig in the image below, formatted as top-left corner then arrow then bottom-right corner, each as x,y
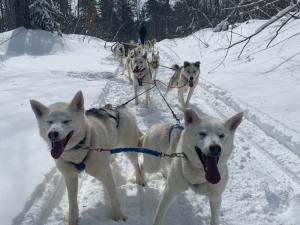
263,51 -> 300,74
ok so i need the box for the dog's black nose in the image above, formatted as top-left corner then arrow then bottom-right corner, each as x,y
48,131 -> 59,141
190,77 -> 194,80
209,144 -> 221,156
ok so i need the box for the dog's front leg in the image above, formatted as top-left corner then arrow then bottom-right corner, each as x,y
185,87 -> 195,109
152,161 -> 189,225
95,168 -> 127,221
145,87 -> 150,108
178,89 -> 185,109
209,195 -> 222,225
134,85 -> 139,105
64,174 -> 79,225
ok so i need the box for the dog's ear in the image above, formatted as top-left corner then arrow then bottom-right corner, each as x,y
143,52 -> 147,59
195,61 -> 200,68
184,108 -> 200,125
69,91 -> 84,111
225,112 -> 243,131
184,61 -> 190,68
30,100 -> 48,118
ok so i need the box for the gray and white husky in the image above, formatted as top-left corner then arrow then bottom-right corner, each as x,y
141,108 -> 243,225
165,61 -> 200,109
30,91 -> 145,225
148,51 -> 160,81
112,42 -> 125,64
125,45 -> 144,83
132,52 -> 152,107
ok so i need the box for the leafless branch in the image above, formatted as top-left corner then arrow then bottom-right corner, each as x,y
263,51 -> 300,74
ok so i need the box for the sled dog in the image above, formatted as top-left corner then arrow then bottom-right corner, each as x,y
142,108 -> 243,225
125,45 -> 144,83
30,91 -> 145,225
148,51 -> 160,81
131,52 -> 152,107
112,42 -> 125,64
165,61 -> 200,109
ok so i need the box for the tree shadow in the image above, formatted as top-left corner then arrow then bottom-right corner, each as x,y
4,28 -> 64,61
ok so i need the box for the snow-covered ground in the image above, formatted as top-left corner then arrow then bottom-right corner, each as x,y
0,19 -> 299,225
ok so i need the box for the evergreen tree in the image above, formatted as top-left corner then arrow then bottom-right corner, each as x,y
29,0 -> 61,34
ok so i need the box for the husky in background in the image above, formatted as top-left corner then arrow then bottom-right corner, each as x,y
141,108 -> 243,225
165,61 -> 200,109
125,45 -> 144,83
112,42 -> 125,64
30,91 -> 145,225
148,51 -> 160,81
131,52 -> 152,107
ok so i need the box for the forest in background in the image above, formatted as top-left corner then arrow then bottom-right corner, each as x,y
0,0 -> 295,42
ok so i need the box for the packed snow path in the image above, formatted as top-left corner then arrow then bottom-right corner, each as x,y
12,45 -> 300,225
1,20 -> 299,225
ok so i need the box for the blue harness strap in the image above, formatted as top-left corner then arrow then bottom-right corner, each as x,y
168,124 -> 184,143
71,153 -> 89,171
109,147 -> 162,157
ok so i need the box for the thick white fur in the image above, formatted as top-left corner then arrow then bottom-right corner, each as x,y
125,45 -> 144,83
30,91 -> 144,225
112,43 -> 125,64
142,108 -> 243,225
132,52 -> 152,107
148,51 -> 160,81
165,61 -> 200,109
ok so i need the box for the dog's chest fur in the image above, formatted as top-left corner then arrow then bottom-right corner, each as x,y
181,158 -> 207,184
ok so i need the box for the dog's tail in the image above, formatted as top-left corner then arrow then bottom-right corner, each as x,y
172,64 -> 180,71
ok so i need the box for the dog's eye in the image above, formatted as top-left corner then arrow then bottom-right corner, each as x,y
193,70 -> 196,73
199,132 -> 207,138
219,134 -> 225,139
47,121 -> 53,125
63,120 -> 72,124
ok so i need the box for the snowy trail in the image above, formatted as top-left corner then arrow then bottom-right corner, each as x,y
6,24 -> 300,225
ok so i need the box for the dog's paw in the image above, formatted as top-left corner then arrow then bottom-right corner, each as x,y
112,212 -> 127,222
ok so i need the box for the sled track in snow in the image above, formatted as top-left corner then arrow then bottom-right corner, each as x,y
196,81 -> 300,186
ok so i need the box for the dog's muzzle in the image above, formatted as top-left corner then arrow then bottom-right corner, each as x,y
194,146 -> 221,184
50,131 -> 74,159
189,77 -> 194,87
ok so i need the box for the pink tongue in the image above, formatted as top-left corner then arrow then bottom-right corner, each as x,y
51,141 -> 64,159
205,156 -> 221,184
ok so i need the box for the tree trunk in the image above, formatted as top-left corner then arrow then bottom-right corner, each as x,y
14,0 -> 30,28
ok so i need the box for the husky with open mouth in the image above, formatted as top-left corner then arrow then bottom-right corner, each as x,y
30,91 -> 145,225
165,61 -> 200,109
132,52 -> 152,107
143,108 -> 243,225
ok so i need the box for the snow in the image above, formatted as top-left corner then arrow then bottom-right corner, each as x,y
0,18 -> 300,225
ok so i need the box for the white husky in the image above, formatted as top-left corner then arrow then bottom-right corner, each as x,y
112,42 -> 125,64
142,108 -> 243,225
165,61 -> 200,109
131,52 -> 152,107
148,51 -> 160,81
125,45 -> 144,83
30,91 -> 145,225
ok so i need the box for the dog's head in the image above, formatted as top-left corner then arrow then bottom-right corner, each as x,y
116,43 -> 125,56
30,91 -> 86,159
132,52 -> 148,73
182,109 -> 243,184
152,51 -> 160,64
129,46 -> 143,59
182,61 -> 201,87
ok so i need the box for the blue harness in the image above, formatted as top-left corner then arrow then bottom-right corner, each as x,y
70,106 -> 121,171
168,124 -> 184,143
